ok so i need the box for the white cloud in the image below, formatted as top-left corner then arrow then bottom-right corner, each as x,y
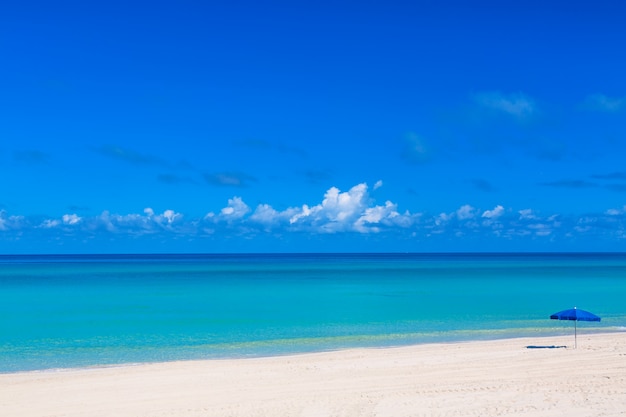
6,181 -> 626,245
547,214 -> 559,222
474,92 -> 536,118
435,212 -> 452,226
239,183 -> 415,234
289,184 -> 370,232
518,209 -> 536,220
91,209 -> 183,234
528,223 -> 553,236
322,184 -> 368,222
249,204 -> 280,224
62,214 -> 81,225
606,206 -> 626,216
354,201 -> 408,233
155,209 -> 183,225
373,180 -> 383,190
109,213 -> 148,230
289,204 -> 315,225
219,197 -> 250,220
37,214 -> 80,229
95,211 -> 117,233
456,204 -> 477,220
574,225 -> 592,233
482,205 -> 505,219
40,219 -> 60,229
0,211 -> 25,231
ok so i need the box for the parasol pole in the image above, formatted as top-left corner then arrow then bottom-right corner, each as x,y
574,306 -> 577,349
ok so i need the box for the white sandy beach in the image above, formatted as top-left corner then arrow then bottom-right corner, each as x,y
2,333 -> 625,417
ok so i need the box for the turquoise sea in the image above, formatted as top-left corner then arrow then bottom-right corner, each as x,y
1,253 -> 625,373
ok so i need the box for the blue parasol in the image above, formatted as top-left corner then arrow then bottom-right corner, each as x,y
550,307 -> 600,348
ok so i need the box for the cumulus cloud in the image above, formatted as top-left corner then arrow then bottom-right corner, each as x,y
606,206 -> 626,216
426,204 -> 482,235
5,182 -> 626,246
248,204 -> 284,227
37,214 -> 81,229
40,219 -> 60,228
220,197 -> 251,220
62,214 -> 81,225
322,184 -> 368,222
209,183 -> 417,234
518,209 -> 537,220
142,208 -> 184,226
354,201 -> 412,233
482,205 -> 504,219
456,204 -> 477,220
155,209 -> 183,225
96,211 -> 145,233
473,92 -> 536,118
527,223 -> 553,236
90,209 -> 184,235
434,212 -> 452,226
289,184 -> 370,232
0,211 -> 25,231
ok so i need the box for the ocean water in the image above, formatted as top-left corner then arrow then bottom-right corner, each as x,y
1,253 -> 625,373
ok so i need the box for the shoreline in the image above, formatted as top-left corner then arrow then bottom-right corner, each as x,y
2,333 -> 625,416
0,326 -> 626,376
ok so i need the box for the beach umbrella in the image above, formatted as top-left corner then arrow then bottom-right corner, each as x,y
550,307 -> 600,348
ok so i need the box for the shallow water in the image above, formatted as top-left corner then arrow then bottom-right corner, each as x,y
1,253 -> 625,372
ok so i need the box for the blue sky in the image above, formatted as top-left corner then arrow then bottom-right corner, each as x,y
1,0 -> 626,253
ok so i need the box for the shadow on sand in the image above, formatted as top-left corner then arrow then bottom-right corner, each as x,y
526,345 -> 567,349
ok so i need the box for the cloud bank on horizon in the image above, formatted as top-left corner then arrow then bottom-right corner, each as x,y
2,180 -> 626,253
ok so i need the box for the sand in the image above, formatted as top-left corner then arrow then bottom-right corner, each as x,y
1,333 -> 625,417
